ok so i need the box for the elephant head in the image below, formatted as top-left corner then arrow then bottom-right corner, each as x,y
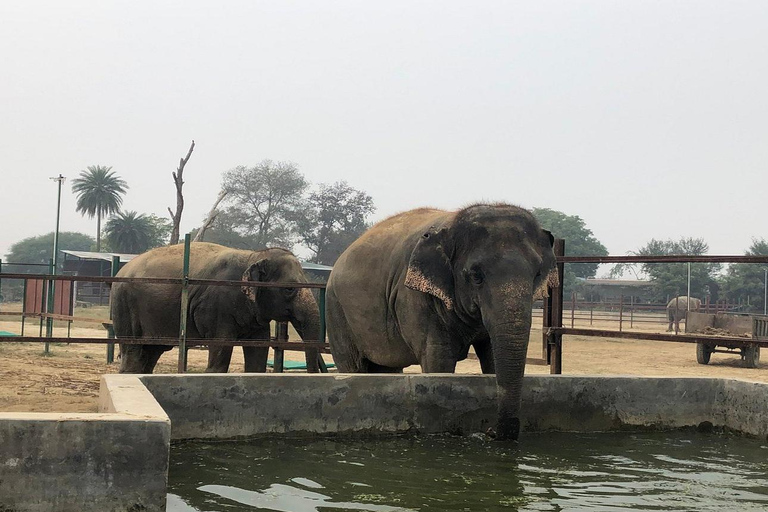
241,249 -> 322,372
405,205 -> 556,440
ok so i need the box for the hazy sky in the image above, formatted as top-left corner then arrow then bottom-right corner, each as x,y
2,1 -> 766,270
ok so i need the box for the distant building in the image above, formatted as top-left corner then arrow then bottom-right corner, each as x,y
576,277 -> 654,303
61,250 -> 134,304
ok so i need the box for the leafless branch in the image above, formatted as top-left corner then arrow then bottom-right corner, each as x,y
168,140 -> 195,245
194,190 -> 228,242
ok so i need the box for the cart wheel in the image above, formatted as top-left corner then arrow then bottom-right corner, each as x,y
743,345 -> 760,368
696,342 -> 712,365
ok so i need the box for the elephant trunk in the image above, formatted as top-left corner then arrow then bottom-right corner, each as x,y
485,290 -> 534,441
291,288 -> 323,373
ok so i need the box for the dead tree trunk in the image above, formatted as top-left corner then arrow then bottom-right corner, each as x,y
168,140 -> 195,245
194,190 -> 228,242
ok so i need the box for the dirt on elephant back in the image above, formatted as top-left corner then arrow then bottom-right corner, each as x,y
0,313 -> 767,414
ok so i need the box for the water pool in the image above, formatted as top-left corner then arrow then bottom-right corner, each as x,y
167,432 -> 768,511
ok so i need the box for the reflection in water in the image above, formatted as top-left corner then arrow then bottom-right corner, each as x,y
167,432 -> 768,511
197,483 -> 413,512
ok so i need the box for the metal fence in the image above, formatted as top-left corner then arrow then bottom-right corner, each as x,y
4,237 -> 768,375
542,247 -> 768,373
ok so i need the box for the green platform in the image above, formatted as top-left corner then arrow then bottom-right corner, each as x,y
0,331 -> 18,337
267,359 -> 335,370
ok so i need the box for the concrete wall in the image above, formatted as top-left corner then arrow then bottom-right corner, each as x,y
0,375 -> 170,512
141,374 -> 768,440
687,311 -> 753,335
3,373 -> 768,511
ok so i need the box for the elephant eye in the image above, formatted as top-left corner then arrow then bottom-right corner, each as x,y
283,287 -> 296,295
468,268 -> 484,285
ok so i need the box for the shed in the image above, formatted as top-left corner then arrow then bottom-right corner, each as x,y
61,250 -> 135,305
577,277 -> 655,303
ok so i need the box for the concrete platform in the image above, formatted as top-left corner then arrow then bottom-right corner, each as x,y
2,374 -> 768,511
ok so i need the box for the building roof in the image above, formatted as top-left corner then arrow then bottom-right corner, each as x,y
61,250 -> 137,262
300,262 -> 333,272
578,278 -> 651,287
61,249 -> 334,272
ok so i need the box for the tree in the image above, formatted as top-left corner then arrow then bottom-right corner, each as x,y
167,140 -> 195,245
296,181 -> 375,265
102,211 -> 171,254
2,232 -> 94,301
219,160 -> 308,249
718,238 -> 768,312
611,237 -> 720,301
71,166 -> 128,251
531,208 -> 608,294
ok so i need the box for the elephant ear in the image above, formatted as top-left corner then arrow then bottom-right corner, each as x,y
241,258 -> 269,302
404,227 -> 455,310
533,229 -> 559,300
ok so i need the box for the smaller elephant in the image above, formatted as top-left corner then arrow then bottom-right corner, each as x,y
666,295 -> 701,332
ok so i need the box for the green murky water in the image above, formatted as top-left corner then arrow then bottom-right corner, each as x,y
167,432 -> 768,511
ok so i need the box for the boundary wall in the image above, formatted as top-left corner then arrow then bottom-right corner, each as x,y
2,374 -> 768,511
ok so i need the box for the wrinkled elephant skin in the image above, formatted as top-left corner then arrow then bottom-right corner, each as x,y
111,242 -> 321,374
326,204 -> 557,440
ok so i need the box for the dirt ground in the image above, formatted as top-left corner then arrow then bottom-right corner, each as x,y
0,308 -> 765,413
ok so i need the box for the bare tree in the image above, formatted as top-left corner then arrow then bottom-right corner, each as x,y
194,190 -> 228,242
167,140 -> 195,245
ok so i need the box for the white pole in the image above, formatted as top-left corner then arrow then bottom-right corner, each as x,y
687,262 -> 692,311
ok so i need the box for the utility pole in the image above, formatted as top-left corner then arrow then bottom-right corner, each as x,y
46,174 -> 66,344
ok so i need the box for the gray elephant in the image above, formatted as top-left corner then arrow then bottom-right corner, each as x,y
326,204 -> 557,440
666,295 -> 702,332
111,242 -> 321,374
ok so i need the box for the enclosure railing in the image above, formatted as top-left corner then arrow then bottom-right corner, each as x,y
0,235 -> 332,373
543,248 -> 768,374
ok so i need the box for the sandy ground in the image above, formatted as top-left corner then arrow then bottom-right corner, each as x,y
0,308 -> 764,413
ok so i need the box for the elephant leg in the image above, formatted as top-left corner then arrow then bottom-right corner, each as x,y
366,360 -> 403,373
473,338 -> 495,374
242,347 -> 269,372
207,346 -> 234,373
120,344 -> 166,374
142,345 -> 166,373
327,296 -> 366,372
242,325 -> 271,372
421,334 -> 458,373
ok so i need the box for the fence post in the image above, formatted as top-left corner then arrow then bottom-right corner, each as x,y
44,258 -> 54,353
106,256 -> 120,364
318,287 -> 328,373
570,291 -> 575,328
274,322 -> 287,372
0,259 -> 3,308
619,294 -> 624,332
630,295 -> 634,328
674,295 -> 680,334
177,234 -> 191,373
549,239 -> 565,374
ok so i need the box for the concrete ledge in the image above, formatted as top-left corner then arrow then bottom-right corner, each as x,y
140,374 -> 768,439
3,373 -> 768,512
0,375 -> 170,512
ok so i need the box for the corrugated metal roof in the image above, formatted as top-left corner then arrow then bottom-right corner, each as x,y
61,249 -> 334,272
300,262 -> 333,272
61,250 -> 137,262
577,278 -> 651,287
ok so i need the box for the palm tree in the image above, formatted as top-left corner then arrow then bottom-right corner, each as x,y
71,166 -> 128,251
103,211 -> 156,254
